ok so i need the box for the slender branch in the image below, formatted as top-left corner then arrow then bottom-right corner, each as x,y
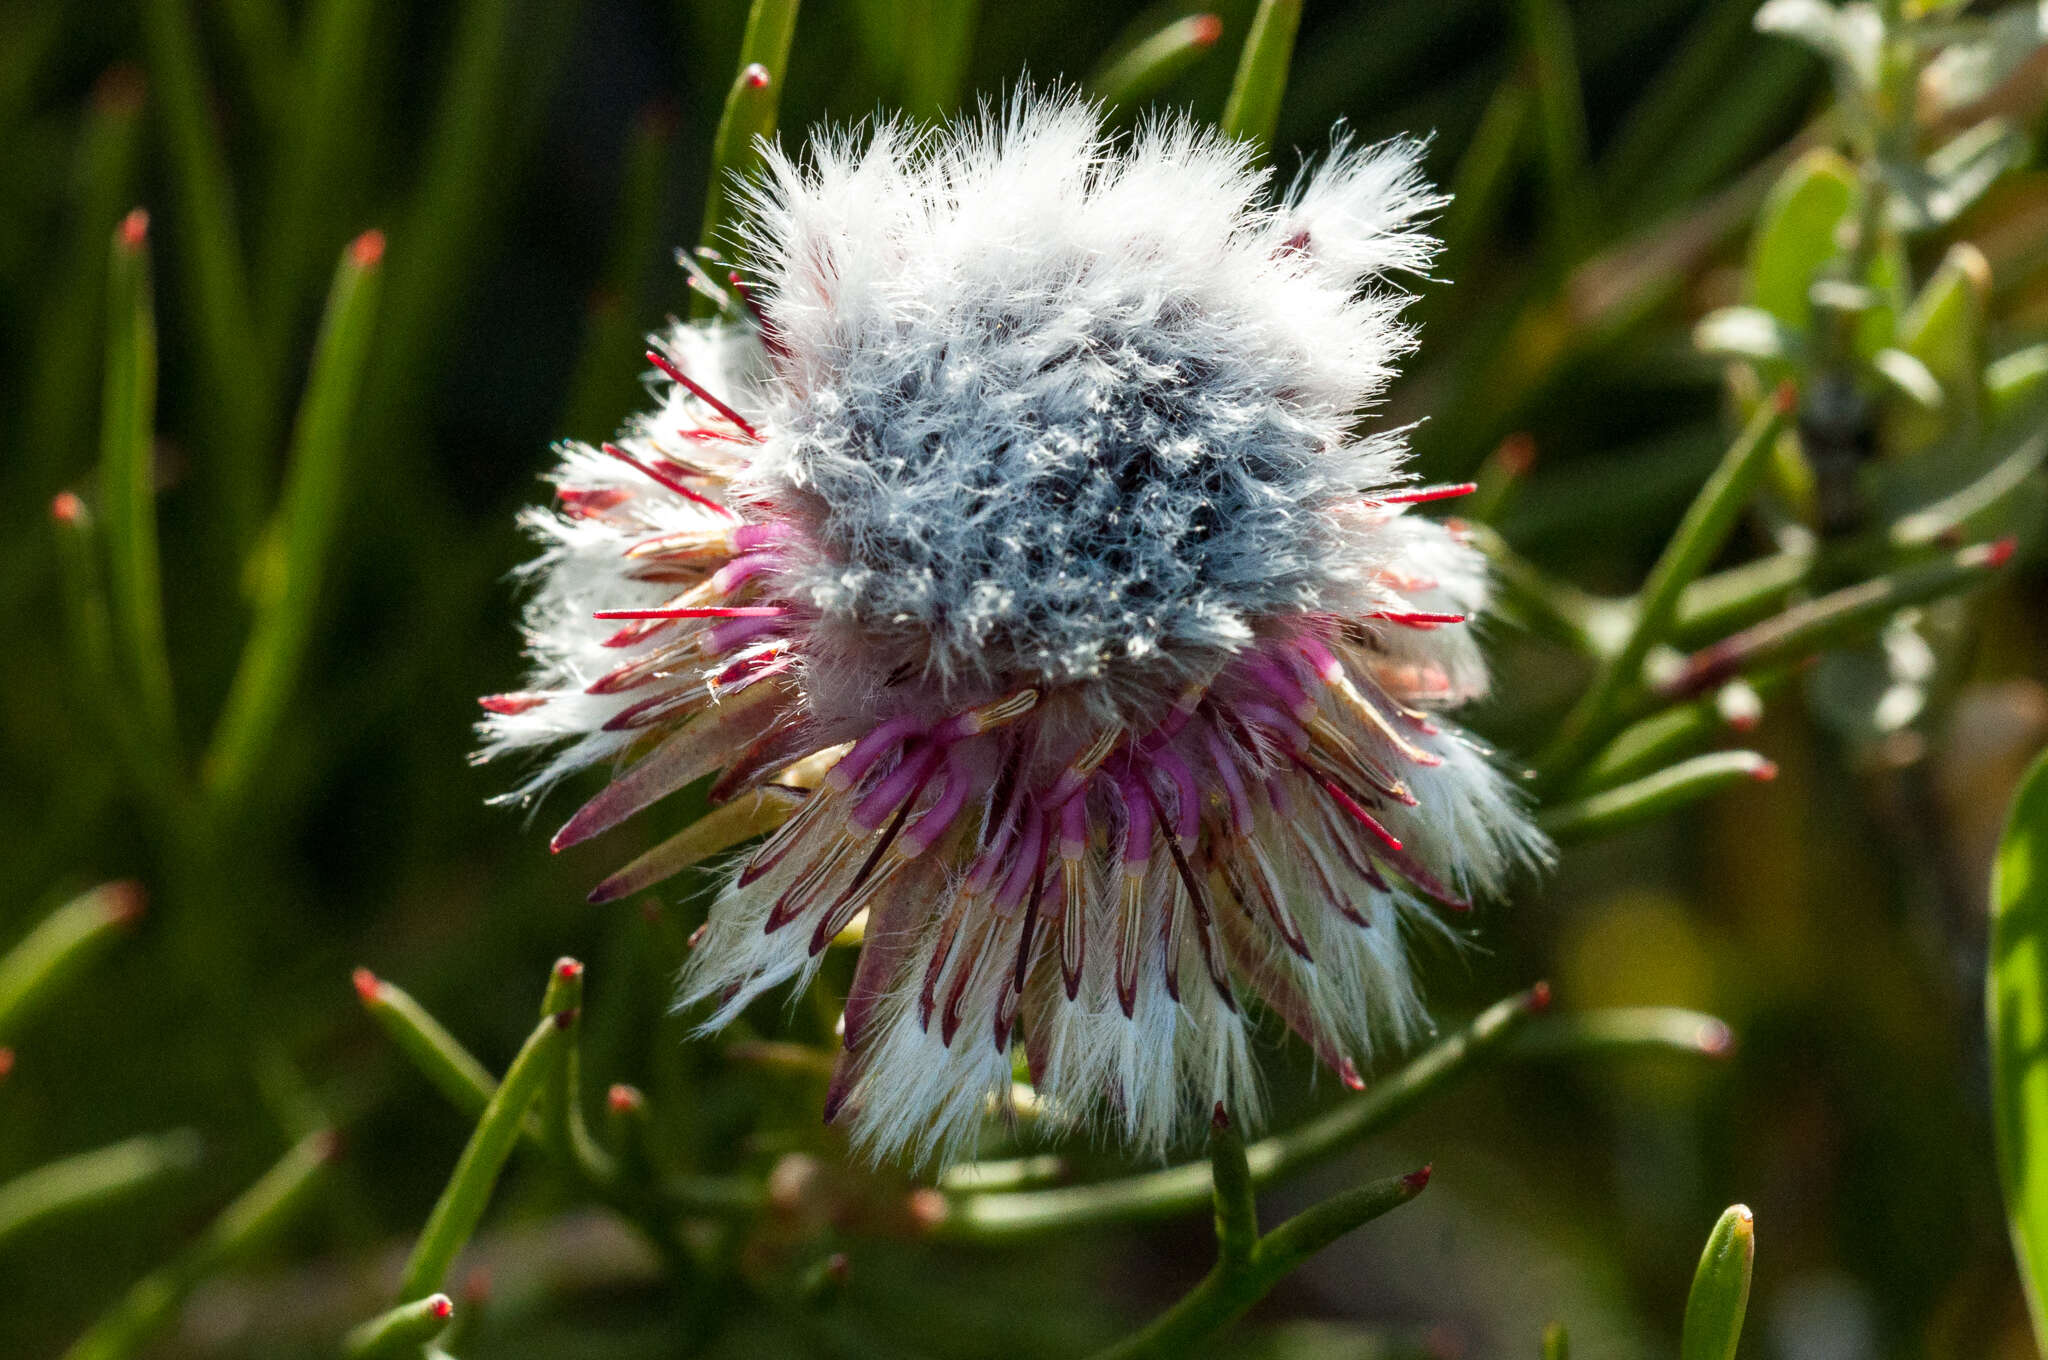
1542,751 -> 1778,844
1207,1116 -> 1258,1269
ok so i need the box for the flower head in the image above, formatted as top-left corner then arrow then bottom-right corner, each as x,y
484,93 -> 1545,1165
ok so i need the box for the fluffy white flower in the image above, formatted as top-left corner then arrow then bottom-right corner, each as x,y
483,92 -> 1546,1167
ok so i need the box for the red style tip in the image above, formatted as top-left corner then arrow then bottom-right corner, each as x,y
1773,379 -> 1799,415
742,62 -> 771,89
1403,1164 -> 1434,1192
1189,13 -> 1224,45
1984,537 -> 2018,569
1211,1102 -> 1231,1130
118,208 -> 149,251
607,1083 -> 645,1114
428,1294 -> 454,1321
50,491 -> 83,523
1497,432 -> 1536,477
1338,1057 -> 1367,1091
1750,759 -> 1779,782
554,958 -> 584,980
1379,482 -> 1477,507
102,881 -> 146,926
349,229 -> 386,269
1527,980 -> 1553,1013
313,1129 -> 347,1163
351,967 -> 382,1004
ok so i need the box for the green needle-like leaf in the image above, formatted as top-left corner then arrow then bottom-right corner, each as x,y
1542,751 -> 1778,844
1680,1205 -> 1756,1360
395,1009 -> 567,1301
1089,13 -> 1223,113
0,1130 -> 201,1248
345,1294 -> 454,1359
693,0 -> 800,296
206,231 -> 385,812
1219,0 -> 1302,152
98,210 -> 176,767
1991,748 -> 2048,1349
0,882 -> 143,1044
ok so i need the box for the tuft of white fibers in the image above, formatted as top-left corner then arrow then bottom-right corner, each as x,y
481,89 -> 1546,1171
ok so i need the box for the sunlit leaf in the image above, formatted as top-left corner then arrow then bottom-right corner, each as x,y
1993,748 -> 2048,1352
1747,147 -> 1856,330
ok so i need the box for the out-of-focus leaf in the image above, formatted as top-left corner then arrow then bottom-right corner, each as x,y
1696,306 -> 1803,363
1992,748 -> 2048,1351
1989,344 -> 2048,427
1896,242 -> 1989,446
1748,147 -> 1856,330
1872,346 -> 1945,410
1922,2 -> 2048,114
1885,116 -> 2028,233
1756,0 -> 1882,109
1220,0 -> 1303,151
1680,1205 -> 1756,1360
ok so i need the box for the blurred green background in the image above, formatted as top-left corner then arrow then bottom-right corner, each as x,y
4,0 -> 2048,1355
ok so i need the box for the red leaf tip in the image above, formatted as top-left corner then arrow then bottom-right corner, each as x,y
742,63 -> 771,89
119,208 -> 149,251
1984,536 -> 2018,569
1527,980 -> 1554,1013
102,881 -> 147,927
1750,759 -> 1779,782
1211,1101 -> 1231,1130
349,229 -> 386,269
50,491 -> 84,523
607,1083 -> 645,1115
1189,13 -> 1224,45
0,1048 -> 14,1081
1403,1163 -> 1434,1192
1338,1057 -> 1367,1091
351,967 -> 382,1003
428,1294 -> 454,1321
554,958 -> 584,981
1697,1019 -> 1736,1057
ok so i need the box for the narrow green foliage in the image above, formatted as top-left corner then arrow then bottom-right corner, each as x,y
899,0 -> 978,120
539,960 -> 616,1186
0,882 -> 142,1043
694,0 -> 800,292
1537,394 -> 1791,786
1572,671 -> 1789,794
1542,751 -> 1778,843
1219,0 -> 1302,152
1511,1007 -> 1736,1062
1089,13 -> 1223,113
395,1009 -> 566,1301
1516,0 -> 1594,245
565,104 -> 677,436
0,1130 -> 201,1247
207,232 -> 385,812
1543,1321 -> 1571,1360
353,968 -> 500,1120
139,0 -> 272,540
25,70 -> 145,490
1440,79 -> 1532,271
1208,1118 -> 1258,1268
62,1130 -> 335,1360
97,212 -> 176,766
1680,1205 -> 1756,1360
1991,750 -> 2048,1350
345,1294 -> 455,1359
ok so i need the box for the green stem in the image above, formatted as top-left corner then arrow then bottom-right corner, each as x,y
61,1130 -> 335,1360
1218,0 -> 1302,152
692,0 -> 800,298
1535,394 -> 1791,787
938,987 -> 1541,1240
1088,1167 -> 1430,1360
1208,1118 -> 1258,1268
344,1294 -> 454,1359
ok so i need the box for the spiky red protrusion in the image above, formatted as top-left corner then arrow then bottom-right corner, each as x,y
742,62 -> 771,90
50,491 -> 84,524
349,229 -> 386,269
555,958 -> 584,981
646,350 -> 760,439
1402,1163 -> 1434,1192
428,1294 -> 454,1321
119,208 -> 149,251
351,967 -> 382,1004
1378,482 -> 1476,506
1189,13 -> 1224,45
479,692 -> 548,716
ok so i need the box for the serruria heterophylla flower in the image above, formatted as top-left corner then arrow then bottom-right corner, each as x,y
482,93 -> 1547,1166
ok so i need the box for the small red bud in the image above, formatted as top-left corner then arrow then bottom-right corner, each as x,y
607,1083 -> 645,1115
1697,1020 -> 1736,1057
351,967 -> 382,1004
554,958 -> 584,981
1189,13 -> 1223,45
428,1294 -> 454,1321
50,491 -> 84,524
1750,759 -> 1779,782
349,228 -> 385,269
119,208 -> 149,251
742,63 -> 770,90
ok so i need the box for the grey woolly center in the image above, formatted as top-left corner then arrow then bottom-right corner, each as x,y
771,291 -> 1343,693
